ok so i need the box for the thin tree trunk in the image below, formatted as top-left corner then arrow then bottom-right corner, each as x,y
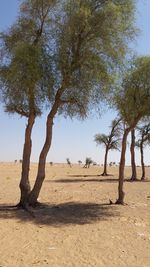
115,114 -> 142,205
140,142 -> 145,180
28,95 -> 62,206
28,113 -> 54,206
19,113 -> 35,207
102,147 -> 109,176
130,129 -> 137,181
116,128 -> 131,204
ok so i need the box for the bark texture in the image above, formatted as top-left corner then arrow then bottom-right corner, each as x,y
28,89 -> 63,206
116,128 -> 130,204
19,113 -> 35,207
116,114 -> 142,205
130,129 -> 137,181
140,142 -> 145,180
102,147 -> 109,176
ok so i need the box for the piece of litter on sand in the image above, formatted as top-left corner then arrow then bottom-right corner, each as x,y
135,222 -> 146,227
48,247 -> 56,250
137,233 -> 145,237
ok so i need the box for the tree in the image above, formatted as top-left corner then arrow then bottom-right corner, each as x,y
28,0 -> 137,207
115,56 -> 150,204
78,160 -> 82,166
83,157 -> 93,168
136,122 -> 150,180
130,129 -> 137,181
66,158 -> 72,167
1,0 -> 137,207
0,0 -> 56,207
94,118 -> 122,176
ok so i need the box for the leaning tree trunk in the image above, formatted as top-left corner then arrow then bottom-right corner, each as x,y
140,142 -> 145,180
130,129 -> 137,181
28,94 -> 62,206
116,128 -> 131,204
19,113 -> 35,207
28,113 -> 54,206
102,147 -> 109,176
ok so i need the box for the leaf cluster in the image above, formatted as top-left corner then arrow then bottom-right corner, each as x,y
115,56 -> 150,126
136,122 -> 150,148
0,0 -> 55,117
55,0 -> 137,118
94,118 -> 122,150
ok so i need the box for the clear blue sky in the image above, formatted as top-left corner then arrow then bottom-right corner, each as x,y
0,0 -> 150,165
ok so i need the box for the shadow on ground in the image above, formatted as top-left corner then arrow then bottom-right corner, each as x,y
48,176 -> 150,184
50,177 -> 118,183
0,202 -> 119,226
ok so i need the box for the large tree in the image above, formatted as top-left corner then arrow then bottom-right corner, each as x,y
27,0 -> 137,207
115,56 -> 150,204
24,0 -> 138,206
94,118 -> 122,176
0,0 -> 137,208
136,122 -> 150,180
0,0 -> 56,207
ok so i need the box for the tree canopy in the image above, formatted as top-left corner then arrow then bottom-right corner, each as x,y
94,118 -> 122,151
94,118 -> 122,175
115,57 -> 150,126
55,0 -> 137,117
0,0 -> 56,117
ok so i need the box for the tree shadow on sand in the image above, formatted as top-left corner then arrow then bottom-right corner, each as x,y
50,177 -> 118,183
49,176 -> 150,184
0,202 -> 119,226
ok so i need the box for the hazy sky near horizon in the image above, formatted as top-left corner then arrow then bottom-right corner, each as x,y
0,0 -> 150,165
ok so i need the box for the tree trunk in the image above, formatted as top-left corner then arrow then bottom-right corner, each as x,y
130,129 -> 137,181
140,142 -> 145,180
116,128 -> 131,204
102,147 -> 109,176
28,113 -> 54,206
28,93 -> 63,206
19,113 -> 35,207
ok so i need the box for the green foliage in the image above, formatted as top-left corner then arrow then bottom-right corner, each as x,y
56,0 -> 137,118
115,56 -> 150,126
0,0 -> 55,117
84,157 -> 93,168
0,0 -> 137,119
94,118 -> 122,150
136,122 -> 150,148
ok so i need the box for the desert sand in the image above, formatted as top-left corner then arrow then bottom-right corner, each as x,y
0,162 -> 150,267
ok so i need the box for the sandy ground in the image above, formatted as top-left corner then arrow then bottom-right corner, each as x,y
0,163 -> 150,267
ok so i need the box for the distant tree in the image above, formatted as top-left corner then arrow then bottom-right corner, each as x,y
115,57 -> 150,204
78,160 -> 82,166
130,129 -> 137,181
136,122 -> 150,180
94,118 -> 122,176
49,162 -> 53,166
66,158 -> 72,168
109,162 -> 116,167
83,157 -> 93,168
